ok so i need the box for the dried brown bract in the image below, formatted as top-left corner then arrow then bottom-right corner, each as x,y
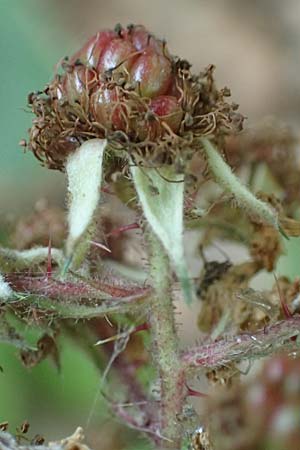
250,222 -> 281,271
20,333 -> 60,369
197,261 -> 261,334
206,355 -> 300,450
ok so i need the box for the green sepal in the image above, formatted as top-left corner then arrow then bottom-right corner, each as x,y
131,165 -> 194,304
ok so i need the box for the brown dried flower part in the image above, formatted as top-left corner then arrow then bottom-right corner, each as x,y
206,355 -> 300,450
250,222 -> 281,271
19,421 -> 30,435
0,422 -> 9,432
20,333 -> 60,370
197,261 -> 261,334
26,24 -> 243,172
206,363 -> 240,388
198,260 -> 299,338
191,426 -> 213,450
249,193 -> 288,270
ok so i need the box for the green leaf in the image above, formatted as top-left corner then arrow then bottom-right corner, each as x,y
131,165 -> 194,304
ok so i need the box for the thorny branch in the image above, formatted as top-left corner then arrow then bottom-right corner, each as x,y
2,274 -> 151,319
182,316 -> 300,370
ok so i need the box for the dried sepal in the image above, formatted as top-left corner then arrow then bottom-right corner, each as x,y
20,333 -> 60,369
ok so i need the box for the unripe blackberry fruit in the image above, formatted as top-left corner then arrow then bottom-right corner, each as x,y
130,47 -> 172,97
98,38 -> 137,73
58,65 -> 98,103
70,30 -> 116,67
27,24 -> 242,171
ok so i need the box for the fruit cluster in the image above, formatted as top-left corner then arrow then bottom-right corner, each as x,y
27,24 -> 243,171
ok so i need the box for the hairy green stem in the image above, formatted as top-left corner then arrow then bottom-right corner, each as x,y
148,231 -> 185,449
200,137 -> 281,233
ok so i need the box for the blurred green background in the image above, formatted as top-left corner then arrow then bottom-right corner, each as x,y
1,0 -> 300,448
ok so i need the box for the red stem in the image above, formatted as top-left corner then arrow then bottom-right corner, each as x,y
182,317 -> 300,370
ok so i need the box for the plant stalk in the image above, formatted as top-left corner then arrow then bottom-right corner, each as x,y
147,231 -> 185,449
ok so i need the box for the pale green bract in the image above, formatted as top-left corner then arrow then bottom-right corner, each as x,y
131,165 -> 194,304
65,139 -> 107,264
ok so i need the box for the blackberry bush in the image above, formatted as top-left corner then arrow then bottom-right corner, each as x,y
1,23 -> 300,450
